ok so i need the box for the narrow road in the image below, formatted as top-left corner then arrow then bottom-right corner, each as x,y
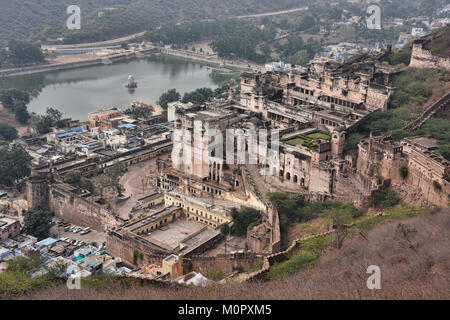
43,6 -> 308,50
235,6 -> 308,19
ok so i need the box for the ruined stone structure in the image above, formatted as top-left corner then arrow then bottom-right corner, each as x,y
356,133 -> 450,207
27,179 -> 117,230
409,29 -> 450,71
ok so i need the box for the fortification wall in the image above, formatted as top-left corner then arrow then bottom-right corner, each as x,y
410,42 -> 450,71
354,139 -> 449,208
48,185 -> 117,230
106,231 -> 260,273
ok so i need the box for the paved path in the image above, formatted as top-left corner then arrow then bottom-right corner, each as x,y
42,6 -> 308,50
235,7 -> 308,19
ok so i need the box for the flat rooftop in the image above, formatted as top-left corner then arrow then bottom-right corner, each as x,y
143,218 -> 205,251
408,137 -> 438,150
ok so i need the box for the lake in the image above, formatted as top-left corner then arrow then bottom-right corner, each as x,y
0,55 -> 234,121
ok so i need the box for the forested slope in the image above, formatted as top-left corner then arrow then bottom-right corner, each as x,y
0,0 -> 305,44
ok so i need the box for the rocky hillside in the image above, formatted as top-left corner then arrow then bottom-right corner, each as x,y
20,208 -> 450,300
0,0 -> 305,44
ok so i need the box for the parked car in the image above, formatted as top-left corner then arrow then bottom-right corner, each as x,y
80,230 -> 91,235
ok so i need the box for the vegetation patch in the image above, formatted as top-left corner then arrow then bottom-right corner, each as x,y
369,187 -> 401,209
247,259 -> 264,273
267,235 -> 330,280
0,257 -> 62,299
346,68 -> 450,160
230,207 -> 261,236
283,130 -> 330,148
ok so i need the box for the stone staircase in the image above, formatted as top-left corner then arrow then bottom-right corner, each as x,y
403,92 -> 450,131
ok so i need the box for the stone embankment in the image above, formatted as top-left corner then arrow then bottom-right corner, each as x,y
0,48 -> 159,79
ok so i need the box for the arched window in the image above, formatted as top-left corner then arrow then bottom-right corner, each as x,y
286,172 -> 291,180
293,175 -> 298,183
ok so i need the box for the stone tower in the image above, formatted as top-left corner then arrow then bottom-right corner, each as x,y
331,130 -> 346,158
26,176 -> 49,209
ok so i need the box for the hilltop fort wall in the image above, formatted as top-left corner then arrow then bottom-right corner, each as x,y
410,38 -> 450,71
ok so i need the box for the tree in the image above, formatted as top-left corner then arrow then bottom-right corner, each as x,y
108,162 -> 127,197
22,206 -> 53,240
0,89 -> 30,110
35,108 -> 64,134
369,187 -> 400,208
399,166 -> 408,179
157,89 -> 181,108
45,107 -> 62,125
63,170 -> 82,184
219,223 -> 231,253
35,116 -> 53,134
230,207 -> 261,236
123,105 -> 151,119
331,216 -> 348,249
7,40 -> 44,66
182,87 -> 214,104
95,162 -> 127,197
13,101 -> 30,124
0,146 -> 31,187
0,123 -> 18,141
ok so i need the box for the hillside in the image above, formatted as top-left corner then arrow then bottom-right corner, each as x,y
0,0 -> 305,44
18,208 -> 450,300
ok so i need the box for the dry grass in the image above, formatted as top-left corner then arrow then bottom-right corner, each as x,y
18,209 -> 450,300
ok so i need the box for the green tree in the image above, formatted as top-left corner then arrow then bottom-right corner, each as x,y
22,206 -> 53,240
0,146 -> 31,187
219,223 -> 231,253
0,123 -> 18,141
399,166 -> 408,179
13,101 -> 30,124
63,170 -> 82,184
369,187 -> 400,209
230,207 -> 261,236
123,105 -> 151,119
35,116 -> 53,134
7,40 -> 44,66
45,107 -> 62,125
157,88 -> 181,108
0,89 -> 30,110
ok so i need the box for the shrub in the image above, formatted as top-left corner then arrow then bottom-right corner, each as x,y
206,269 -> 225,281
433,180 -> 442,191
369,187 -> 400,209
230,207 -> 261,236
399,166 -> 408,179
